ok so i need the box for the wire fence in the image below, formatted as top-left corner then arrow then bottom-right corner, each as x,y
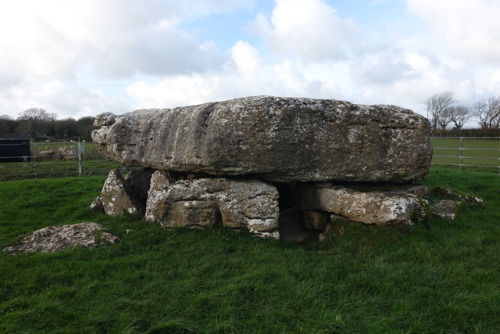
0,140 -> 122,180
431,137 -> 499,174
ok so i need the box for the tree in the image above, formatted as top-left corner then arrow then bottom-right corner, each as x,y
0,116 -> 15,135
447,105 -> 471,130
473,97 -> 500,129
16,108 -> 57,139
17,108 -> 57,121
76,117 -> 95,141
425,91 -> 456,130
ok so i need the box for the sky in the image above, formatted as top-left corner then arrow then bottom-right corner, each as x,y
0,0 -> 499,125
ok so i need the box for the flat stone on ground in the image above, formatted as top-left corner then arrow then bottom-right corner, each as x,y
3,222 -> 120,255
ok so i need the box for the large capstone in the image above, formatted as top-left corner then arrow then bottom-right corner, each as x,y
92,96 -> 432,183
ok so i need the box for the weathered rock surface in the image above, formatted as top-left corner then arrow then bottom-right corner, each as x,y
431,200 -> 460,220
58,146 -> 78,160
90,195 -> 103,211
431,186 -> 484,205
99,169 -> 144,216
145,177 -> 280,238
3,222 -> 119,255
92,96 -> 432,183
294,184 -> 427,225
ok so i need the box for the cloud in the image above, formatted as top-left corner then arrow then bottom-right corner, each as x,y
406,0 -> 500,63
0,81 -> 130,120
126,39 -> 343,109
232,41 -> 261,77
0,0 -> 237,82
0,0 -> 250,118
251,0 -> 361,62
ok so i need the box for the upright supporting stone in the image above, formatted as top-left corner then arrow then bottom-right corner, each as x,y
145,177 -> 280,238
99,169 -> 144,216
295,184 -> 427,225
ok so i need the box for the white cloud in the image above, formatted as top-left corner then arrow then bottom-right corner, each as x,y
0,80 -> 130,120
252,0 -> 361,62
0,0 -> 250,118
232,41 -> 261,77
406,0 -> 500,63
0,0 -> 235,81
126,38 -> 344,110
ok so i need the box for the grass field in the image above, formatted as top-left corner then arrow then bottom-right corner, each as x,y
431,137 -> 499,173
0,168 -> 498,333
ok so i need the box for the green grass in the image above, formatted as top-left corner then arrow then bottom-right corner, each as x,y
431,138 -> 499,173
0,169 -> 499,333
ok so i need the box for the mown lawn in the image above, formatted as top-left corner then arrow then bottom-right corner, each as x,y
0,168 -> 499,333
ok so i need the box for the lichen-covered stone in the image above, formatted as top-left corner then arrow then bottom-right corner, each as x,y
92,96 -> 432,183
145,177 -> 280,238
295,183 -> 427,225
431,200 -> 461,220
145,170 -> 172,221
90,195 -> 103,211
3,222 -> 119,255
99,169 -> 144,216
165,200 -> 220,228
431,186 -> 484,205
58,146 -> 78,160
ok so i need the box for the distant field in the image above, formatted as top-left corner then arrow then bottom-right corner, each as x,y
431,137 -> 499,173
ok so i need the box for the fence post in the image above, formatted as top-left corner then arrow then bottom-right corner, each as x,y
77,139 -> 83,177
459,137 -> 463,171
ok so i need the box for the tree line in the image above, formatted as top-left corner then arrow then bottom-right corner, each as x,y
425,92 -> 500,131
0,108 -> 95,141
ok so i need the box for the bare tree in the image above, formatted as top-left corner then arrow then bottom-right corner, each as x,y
0,114 -> 13,120
425,91 -> 456,130
472,97 -> 500,129
17,108 -> 57,121
16,108 -> 57,138
447,105 -> 471,130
